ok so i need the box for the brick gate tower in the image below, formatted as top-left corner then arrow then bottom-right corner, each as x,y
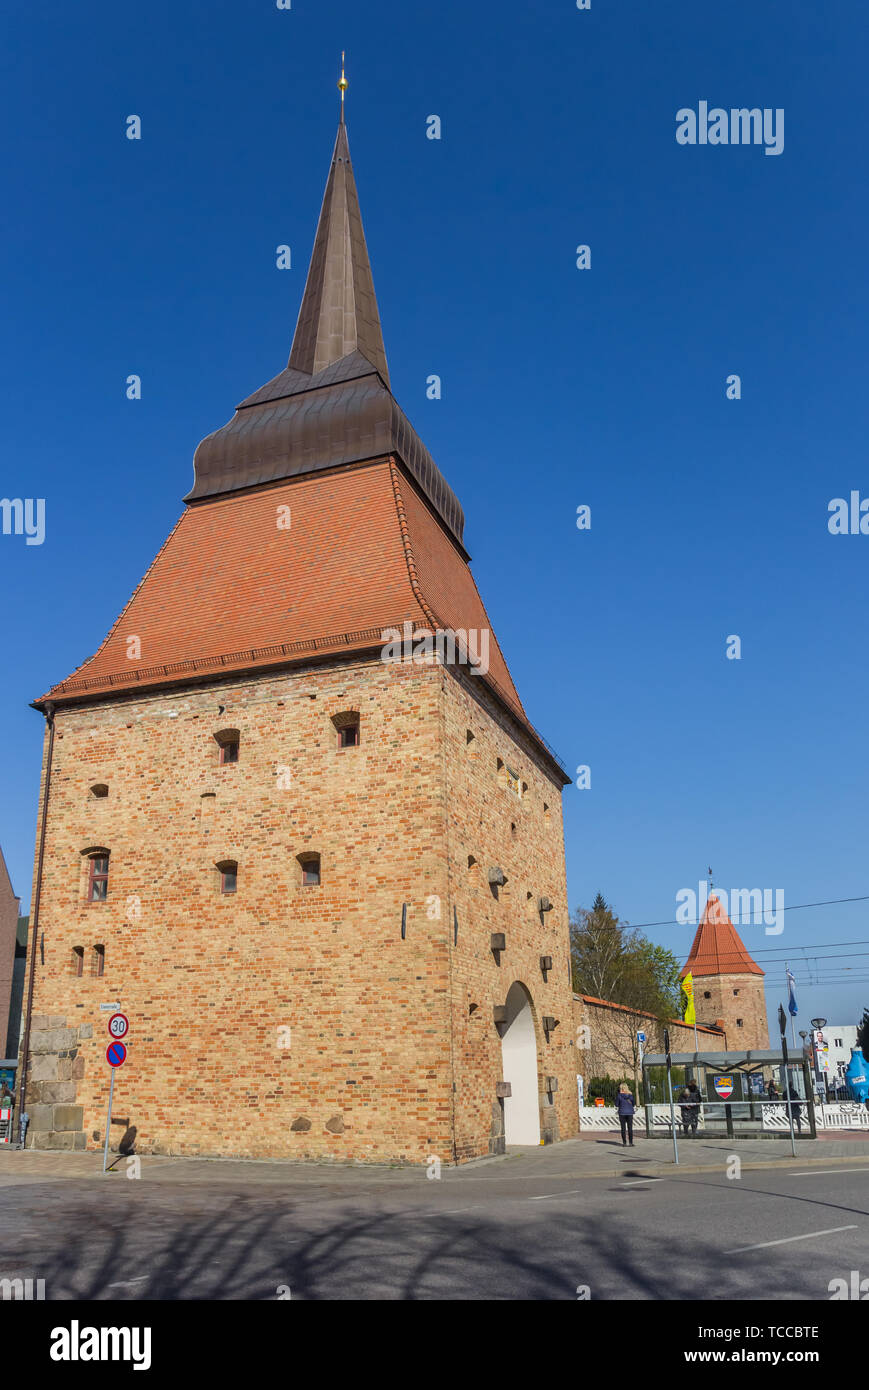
19,92 -> 577,1163
681,894 -> 770,1049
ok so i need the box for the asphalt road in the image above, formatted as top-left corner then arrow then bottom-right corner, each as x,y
2,1154 -> 868,1300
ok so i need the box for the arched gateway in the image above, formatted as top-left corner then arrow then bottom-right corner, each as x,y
500,981 -> 541,1145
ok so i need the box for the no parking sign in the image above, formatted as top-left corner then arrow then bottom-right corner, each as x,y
102,1013 -> 131,1171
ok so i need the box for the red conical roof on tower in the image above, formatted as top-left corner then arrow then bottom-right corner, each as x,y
681,894 -> 764,978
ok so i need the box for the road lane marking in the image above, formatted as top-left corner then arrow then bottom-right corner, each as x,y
725,1224 -> 858,1255
787,1169 -> 869,1176
528,1190 -> 582,1201
108,1277 -> 149,1287
417,1206 -> 481,1216
621,1179 -> 665,1187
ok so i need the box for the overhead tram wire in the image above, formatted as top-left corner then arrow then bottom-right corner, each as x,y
624,894 -> 869,931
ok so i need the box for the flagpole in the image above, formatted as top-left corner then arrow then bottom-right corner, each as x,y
696,866 -> 710,1052
787,963 -> 796,1046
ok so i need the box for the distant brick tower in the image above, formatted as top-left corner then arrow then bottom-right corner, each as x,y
19,94 -> 576,1163
681,894 -> 769,1049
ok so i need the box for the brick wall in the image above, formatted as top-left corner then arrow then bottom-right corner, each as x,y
693,971 -> 769,1050
21,652 -> 573,1164
442,668 -> 577,1159
573,995 -> 727,1088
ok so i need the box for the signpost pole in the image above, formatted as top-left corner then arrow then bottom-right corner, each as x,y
664,1029 -> 679,1165
102,1065 -> 116,1174
637,1030 -> 646,1139
779,1004 -> 797,1158
101,1013 -> 129,1173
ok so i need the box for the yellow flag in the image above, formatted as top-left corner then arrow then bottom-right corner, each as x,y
681,972 -> 696,1026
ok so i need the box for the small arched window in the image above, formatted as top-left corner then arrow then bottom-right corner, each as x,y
71,947 -> 84,977
331,711 -> 360,750
91,945 -> 105,978
298,852 -> 321,887
86,851 -> 110,903
89,783 -> 109,799
216,860 -> 238,894
214,729 -> 240,765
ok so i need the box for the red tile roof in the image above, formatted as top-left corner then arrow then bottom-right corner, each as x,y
681,893 -> 764,978
577,994 -> 725,1036
39,458 -> 559,768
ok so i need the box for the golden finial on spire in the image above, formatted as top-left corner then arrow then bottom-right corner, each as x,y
338,51 -> 348,114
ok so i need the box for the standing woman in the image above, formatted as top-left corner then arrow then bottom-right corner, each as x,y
616,1082 -> 636,1146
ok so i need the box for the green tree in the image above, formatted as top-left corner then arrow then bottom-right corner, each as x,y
570,895 -> 682,1018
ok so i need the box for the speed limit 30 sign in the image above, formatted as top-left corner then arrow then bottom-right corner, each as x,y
108,1012 -> 129,1040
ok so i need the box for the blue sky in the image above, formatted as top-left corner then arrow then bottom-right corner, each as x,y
1,0 -> 867,1044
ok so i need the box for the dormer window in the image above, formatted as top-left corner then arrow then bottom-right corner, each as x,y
332,712 -> 360,749
215,730 -> 240,765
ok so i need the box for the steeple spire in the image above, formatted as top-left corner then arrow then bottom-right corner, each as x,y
288,63 -> 390,387
338,50 -> 348,122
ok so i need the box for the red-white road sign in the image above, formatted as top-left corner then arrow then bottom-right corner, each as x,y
108,1012 -> 129,1040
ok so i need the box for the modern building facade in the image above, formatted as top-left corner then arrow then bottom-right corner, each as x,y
19,103 -> 578,1162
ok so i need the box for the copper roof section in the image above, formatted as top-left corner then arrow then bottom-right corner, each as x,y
681,894 -> 765,978
184,117 -> 465,548
288,117 -> 390,385
188,352 -> 466,547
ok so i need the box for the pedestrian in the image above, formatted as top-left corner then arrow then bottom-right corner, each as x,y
615,1082 -> 636,1147
766,1078 -> 779,1101
786,1084 -> 803,1135
678,1081 -> 701,1136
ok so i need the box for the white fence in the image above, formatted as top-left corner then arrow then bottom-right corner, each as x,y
578,1105 -> 701,1132
579,1102 -> 869,1133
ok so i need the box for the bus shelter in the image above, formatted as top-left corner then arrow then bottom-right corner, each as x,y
640,1049 -> 817,1139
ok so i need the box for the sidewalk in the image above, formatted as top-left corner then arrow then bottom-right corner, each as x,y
1,1131 -> 868,1187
